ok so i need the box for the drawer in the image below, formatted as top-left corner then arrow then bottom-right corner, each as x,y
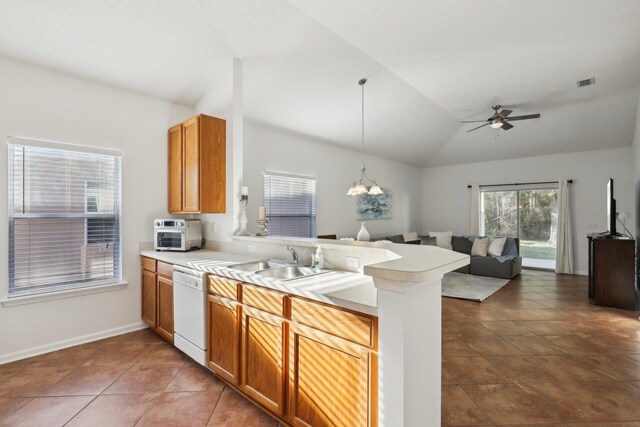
242,284 -> 286,317
209,275 -> 241,301
141,256 -> 156,272
157,261 -> 173,278
291,298 -> 375,348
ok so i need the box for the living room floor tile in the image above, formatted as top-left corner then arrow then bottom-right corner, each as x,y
443,356 -> 512,385
0,396 -> 94,427
478,321 -> 536,336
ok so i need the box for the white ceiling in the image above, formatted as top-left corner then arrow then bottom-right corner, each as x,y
0,0 -> 639,166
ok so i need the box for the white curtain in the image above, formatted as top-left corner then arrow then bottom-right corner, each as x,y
555,180 -> 574,274
470,184 -> 481,235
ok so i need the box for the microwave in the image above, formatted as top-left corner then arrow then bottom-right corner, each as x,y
154,219 -> 203,251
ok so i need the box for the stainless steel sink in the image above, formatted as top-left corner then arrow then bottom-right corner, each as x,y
228,260 -> 287,273
256,265 -> 329,281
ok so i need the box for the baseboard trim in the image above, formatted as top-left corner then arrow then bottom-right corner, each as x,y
0,322 -> 148,365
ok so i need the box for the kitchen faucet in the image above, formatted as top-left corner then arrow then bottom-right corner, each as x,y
286,246 -> 299,264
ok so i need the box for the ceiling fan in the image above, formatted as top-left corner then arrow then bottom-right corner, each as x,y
461,105 -> 541,133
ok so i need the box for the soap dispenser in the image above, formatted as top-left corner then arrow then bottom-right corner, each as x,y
315,245 -> 324,269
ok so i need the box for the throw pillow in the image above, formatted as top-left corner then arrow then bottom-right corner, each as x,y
385,234 -> 404,244
471,237 -> 490,256
405,239 -> 421,245
502,237 -> 519,257
428,231 -> 453,250
402,231 -> 418,242
451,236 -> 474,254
488,237 -> 507,257
419,235 -> 437,246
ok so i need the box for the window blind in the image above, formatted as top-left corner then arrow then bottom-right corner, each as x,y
8,138 -> 122,297
263,171 -> 316,238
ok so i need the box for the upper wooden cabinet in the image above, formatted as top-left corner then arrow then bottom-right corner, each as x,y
168,114 -> 226,214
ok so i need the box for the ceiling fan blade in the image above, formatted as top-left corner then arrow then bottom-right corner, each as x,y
460,120 -> 489,123
499,109 -> 513,118
506,113 -> 541,121
501,121 -> 514,130
466,123 -> 490,133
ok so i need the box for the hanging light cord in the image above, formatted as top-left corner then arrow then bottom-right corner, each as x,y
361,78 -> 365,170
359,78 -> 377,184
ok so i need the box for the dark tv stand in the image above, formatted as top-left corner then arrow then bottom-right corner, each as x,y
602,232 -> 623,238
587,234 -> 636,310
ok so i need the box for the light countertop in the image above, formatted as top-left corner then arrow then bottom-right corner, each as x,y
140,249 -> 378,316
233,235 -> 470,282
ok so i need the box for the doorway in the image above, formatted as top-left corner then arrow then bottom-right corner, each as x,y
481,187 -> 559,270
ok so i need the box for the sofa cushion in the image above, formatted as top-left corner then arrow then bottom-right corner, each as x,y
488,237 -> 507,257
470,255 -> 521,279
452,236 -> 473,254
386,234 -> 404,244
455,264 -> 471,274
419,235 -> 437,246
471,237 -> 490,256
502,237 -> 519,256
428,231 -> 453,250
402,231 -> 418,242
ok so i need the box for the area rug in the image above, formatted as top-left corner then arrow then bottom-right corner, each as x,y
441,272 -> 510,302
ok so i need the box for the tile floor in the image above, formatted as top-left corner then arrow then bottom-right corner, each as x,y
0,329 -> 279,426
443,269 -> 640,426
0,269 -> 638,426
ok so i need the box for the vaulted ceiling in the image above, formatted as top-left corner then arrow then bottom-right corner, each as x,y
0,0 -> 638,166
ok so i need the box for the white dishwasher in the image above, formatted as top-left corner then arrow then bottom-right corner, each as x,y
172,265 -> 208,366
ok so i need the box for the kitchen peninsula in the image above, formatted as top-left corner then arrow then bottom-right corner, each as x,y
141,237 -> 468,426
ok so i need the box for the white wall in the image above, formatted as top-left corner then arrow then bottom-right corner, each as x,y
422,147 -> 635,275
0,58 -> 193,360
632,90 -> 640,237
191,63 -> 235,241
243,120 -> 423,239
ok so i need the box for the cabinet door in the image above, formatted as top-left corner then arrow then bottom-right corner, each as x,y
241,306 -> 287,416
290,324 -> 373,427
141,270 -> 157,328
168,124 -> 183,213
182,116 -> 200,213
208,294 -> 241,385
157,276 -> 174,342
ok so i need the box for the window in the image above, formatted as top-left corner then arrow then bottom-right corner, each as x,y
481,185 -> 558,269
263,171 -> 316,238
8,137 -> 122,297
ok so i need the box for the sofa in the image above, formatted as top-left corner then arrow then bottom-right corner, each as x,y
450,235 -> 521,279
385,233 -> 522,279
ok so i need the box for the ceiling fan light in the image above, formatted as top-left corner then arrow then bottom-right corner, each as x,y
346,185 -> 356,196
490,119 -> 503,129
368,185 -> 383,195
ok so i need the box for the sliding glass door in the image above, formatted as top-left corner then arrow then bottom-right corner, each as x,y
481,187 -> 558,269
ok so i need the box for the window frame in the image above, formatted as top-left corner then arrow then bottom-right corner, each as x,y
6,136 -> 123,299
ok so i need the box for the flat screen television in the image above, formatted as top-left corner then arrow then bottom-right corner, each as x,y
607,178 -> 619,236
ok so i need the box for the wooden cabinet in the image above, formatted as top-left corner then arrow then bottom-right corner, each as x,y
289,324 -> 375,427
206,278 -> 377,427
588,236 -> 637,310
156,276 -> 174,342
141,270 -> 157,328
241,306 -> 287,416
168,114 -> 226,214
208,294 -> 241,385
140,256 -> 174,343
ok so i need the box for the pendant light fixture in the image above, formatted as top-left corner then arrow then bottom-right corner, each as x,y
347,78 -> 383,196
